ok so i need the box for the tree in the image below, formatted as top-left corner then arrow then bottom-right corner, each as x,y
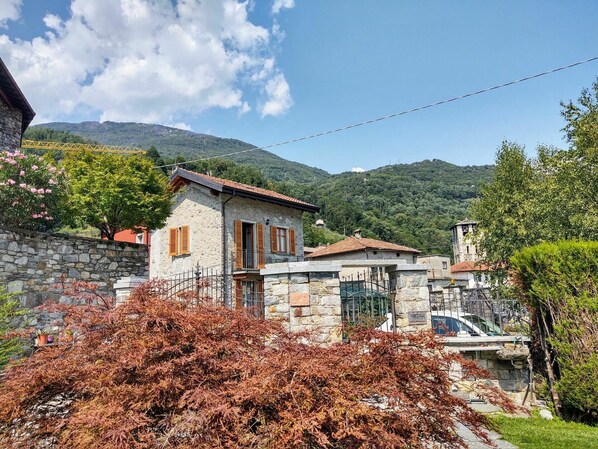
472,81 -> 598,274
512,241 -> 598,421
0,284 -> 515,448
64,152 -> 173,240
0,150 -> 67,231
145,145 -> 167,174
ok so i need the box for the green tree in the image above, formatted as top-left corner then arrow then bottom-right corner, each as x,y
64,152 -> 173,240
0,287 -> 24,371
145,146 -> 167,174
472,81 -> 598,274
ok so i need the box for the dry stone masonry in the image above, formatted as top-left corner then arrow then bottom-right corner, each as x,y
0,102 -> 23,150
0,227 -> 148,308
262,262 -> 343,344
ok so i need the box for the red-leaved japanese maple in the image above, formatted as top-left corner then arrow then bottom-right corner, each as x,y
0,283 -> 515,448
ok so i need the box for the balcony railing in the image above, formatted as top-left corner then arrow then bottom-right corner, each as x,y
235,249 -> 304,270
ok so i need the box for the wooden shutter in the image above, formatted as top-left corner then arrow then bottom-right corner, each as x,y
180,225 -> 190,254
234,220 -> 243,270
289,228 -> 296,256
235,280 -> 243,309
169,228 -> 178,256
270,225 -> 278,254
256,223 -> 265,269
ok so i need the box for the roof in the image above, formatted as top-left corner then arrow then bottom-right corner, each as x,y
171,168 -> 320,213
307,236 -> 420,259
451,219 -> 478,228
450,261 -> 491,273
0,58 -> 35,133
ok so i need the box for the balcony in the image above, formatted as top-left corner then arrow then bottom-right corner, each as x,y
234,249 -> 304,271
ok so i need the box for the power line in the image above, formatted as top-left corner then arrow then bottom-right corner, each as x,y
156,55 -> 598,169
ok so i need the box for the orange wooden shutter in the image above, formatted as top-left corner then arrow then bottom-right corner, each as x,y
169,228 -> 178,256
256,223 -> 265,269
270,225 -> 278,253
234,220 -> 243,270
180,225 -> 190,254
235,280 -> 243,309
289,228 -> 296,256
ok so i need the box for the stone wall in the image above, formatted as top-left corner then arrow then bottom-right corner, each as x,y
0,102 -> 22,150
0,227 -> 148,308
262,262 -> 342,344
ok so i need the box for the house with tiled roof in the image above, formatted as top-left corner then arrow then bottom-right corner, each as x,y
450,260 -> 492,288
150,168 -> 319,310
306,230 -> 420,280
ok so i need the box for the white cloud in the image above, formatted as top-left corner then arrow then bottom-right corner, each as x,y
0,0 -> 293,123
351,167 -> 366,173
0,0 -> 21,27
168,122 -> 192,131
272,0 -> 295,15
259,72 -> 293,117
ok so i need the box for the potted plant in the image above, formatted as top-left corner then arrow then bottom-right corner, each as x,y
36,329 -> 49,347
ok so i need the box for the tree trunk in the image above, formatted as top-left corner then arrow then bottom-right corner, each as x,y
537,308 -> 563,418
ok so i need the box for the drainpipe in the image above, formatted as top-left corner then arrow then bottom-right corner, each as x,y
222,193 -> 234,305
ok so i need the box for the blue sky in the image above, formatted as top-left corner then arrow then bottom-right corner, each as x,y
1,1 -> 597,173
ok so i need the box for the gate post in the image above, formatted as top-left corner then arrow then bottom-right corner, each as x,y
387,264 -> 431,332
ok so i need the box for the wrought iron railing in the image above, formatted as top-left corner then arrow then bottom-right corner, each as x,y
234,249 -> 304,270
428,286 -> 529,336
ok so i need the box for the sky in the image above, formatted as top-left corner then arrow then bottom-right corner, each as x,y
1,1 -> 597,174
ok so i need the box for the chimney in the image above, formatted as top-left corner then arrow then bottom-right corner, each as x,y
353,229 -> 362,239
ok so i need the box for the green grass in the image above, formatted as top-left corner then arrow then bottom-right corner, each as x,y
491,414 -> 598,449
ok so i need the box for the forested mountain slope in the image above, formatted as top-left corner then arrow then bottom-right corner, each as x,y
33,121 -> 329,183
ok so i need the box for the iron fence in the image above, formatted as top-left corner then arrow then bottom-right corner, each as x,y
157,265 -> 229,307
429,286 -> 529,336
340,271 -> 394,336
235,250 -> 304,270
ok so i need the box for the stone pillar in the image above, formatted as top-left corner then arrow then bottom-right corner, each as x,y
113,276 -> 148,306
262,261 -> 342,344
387,264 -> 431,331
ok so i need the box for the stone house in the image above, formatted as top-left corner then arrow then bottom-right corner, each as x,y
450,260 -> 492,288
0,57 -> 35,150
414,254 -> 456,291
306,230 -> 420,280
150,168 -> 319,309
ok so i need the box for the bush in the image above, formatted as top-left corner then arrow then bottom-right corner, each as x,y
0,284 -> 514,448
0,150 -> 66,231
511,241 -> 598,421
0,287 -> 24,371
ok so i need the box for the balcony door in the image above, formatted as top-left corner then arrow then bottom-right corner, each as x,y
234,220 -> 265,270
242,222 -> 255,269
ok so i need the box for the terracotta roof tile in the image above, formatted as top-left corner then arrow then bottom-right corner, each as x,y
307,236 -> 420,258
450,261 -> 491,273
172,168 -> 319,212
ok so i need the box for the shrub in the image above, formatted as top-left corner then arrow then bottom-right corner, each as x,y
0,150 -> 66,231
0,283 -> 515,448
512,241 -> 598,421
0,287 -> 24,371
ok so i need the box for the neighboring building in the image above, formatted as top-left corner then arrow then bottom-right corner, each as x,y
450,260 -> 491,289
150,168 -> 319,307
415,254 -> 455,291
451,219 -> 479,263
0,58 -> 35,150
109,229 -> 151,246
307,230 -> 420,280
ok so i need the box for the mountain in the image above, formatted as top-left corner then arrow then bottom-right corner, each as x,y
281,160 -> 494,257
34,121 -> 329,183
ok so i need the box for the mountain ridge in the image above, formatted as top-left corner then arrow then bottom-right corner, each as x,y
34,121 -> 330,183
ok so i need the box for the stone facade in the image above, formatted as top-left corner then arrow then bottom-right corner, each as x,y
150,183 -> 305,278
0,227 -> 148,308
262,262 -> 342,344
451,220 -> 479,263
0,101 -> 23,150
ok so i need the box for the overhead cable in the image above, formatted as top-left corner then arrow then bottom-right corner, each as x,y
156,55 -> 598,169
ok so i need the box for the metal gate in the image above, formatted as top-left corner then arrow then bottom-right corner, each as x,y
340,271 -> 394,336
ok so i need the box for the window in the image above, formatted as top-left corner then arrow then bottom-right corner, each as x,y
442,261 -> 448,270
169,225 -> 190,256
277,227 -> 288,254
270,226 -> 296,255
